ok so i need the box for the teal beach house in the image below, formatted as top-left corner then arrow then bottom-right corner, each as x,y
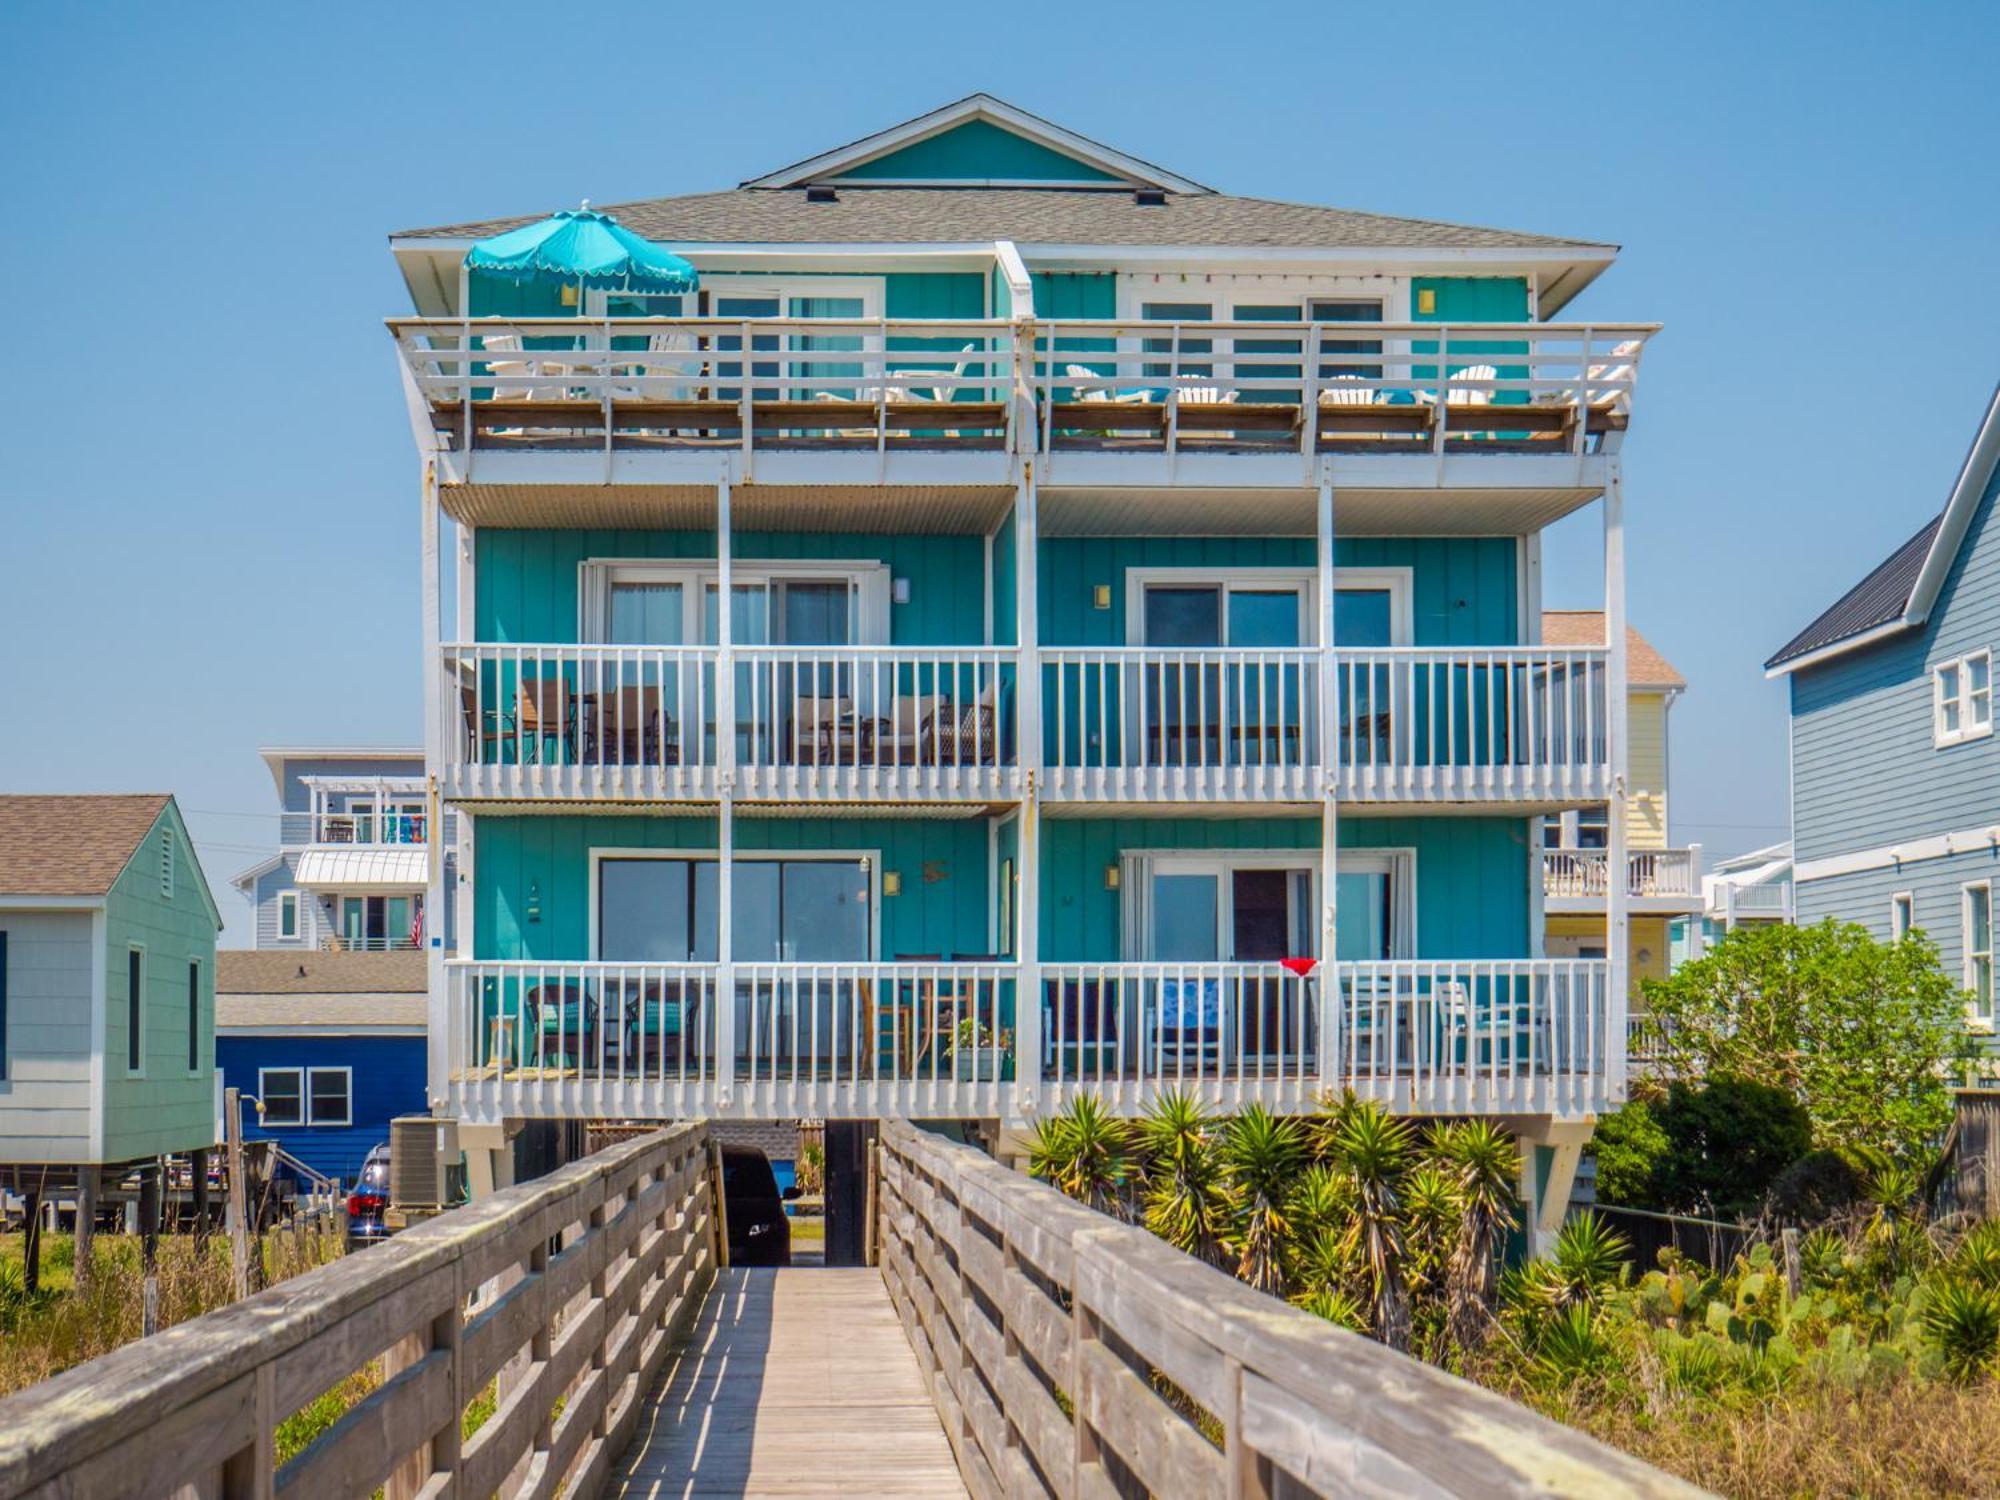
390,95 -> 1654,1233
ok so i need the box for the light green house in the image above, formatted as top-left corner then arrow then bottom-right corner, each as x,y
0,795 -> 223,1174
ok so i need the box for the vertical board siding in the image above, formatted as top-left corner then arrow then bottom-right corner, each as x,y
474,530 -> 987,645
836,119 -> 1122,183
1037,815 -> 1528,960
102,804 -> 219,1162
217,1034 -> 426,1187
473,815 -> 992,961
1791,465 -> 2000,862
990,504 -> 1017,647
1037,536 -> 1520,646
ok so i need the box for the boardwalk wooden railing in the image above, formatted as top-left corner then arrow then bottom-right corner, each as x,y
875,1119 -> 1705,1500
0,1123 -> 716,1500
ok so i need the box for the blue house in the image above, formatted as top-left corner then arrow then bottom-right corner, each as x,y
1768,385 -> 2000,1033
215,950 -> 428,1187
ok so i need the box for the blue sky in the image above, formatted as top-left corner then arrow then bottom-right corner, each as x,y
3,3 -> 1997,946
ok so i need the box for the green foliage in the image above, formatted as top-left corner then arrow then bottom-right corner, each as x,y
1637,919 -> 1977,1165
1590,1100 -> 1669,1208
1136,1092 -> 1232,1265
1220,1105 -> 1306,1295
1922,1280 -> 2000,1382
1600,1079 -> 1813,1218
1027,1094 -> 1138,1217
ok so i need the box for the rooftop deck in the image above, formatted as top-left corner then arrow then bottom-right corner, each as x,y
392,316 -> 1653,509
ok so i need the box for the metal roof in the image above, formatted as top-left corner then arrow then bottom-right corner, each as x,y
292,848 -> 429,891
393,186 -> 1613,255
1764,515 -> 1942,670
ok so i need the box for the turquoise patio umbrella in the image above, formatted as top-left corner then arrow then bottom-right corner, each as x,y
464,203 -> 697,295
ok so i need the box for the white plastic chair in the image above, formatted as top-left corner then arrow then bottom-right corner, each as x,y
480,332 -> 569,403
1317,375 -> 1378,406
608,331 -> 698,403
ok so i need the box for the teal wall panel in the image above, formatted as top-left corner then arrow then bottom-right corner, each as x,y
473,814 -> 991,961
990,505 -> 1017,646
474,530 -> 986,645
884,273 -> 986,319
1037,814 -> 1528,961
1038,537 -> 1520,646
1411,278 -> 1530,323
839,120 -> 1120,183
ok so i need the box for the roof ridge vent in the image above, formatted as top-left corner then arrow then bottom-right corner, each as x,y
804,185 -> 839,204
1133,188 -> 1168,206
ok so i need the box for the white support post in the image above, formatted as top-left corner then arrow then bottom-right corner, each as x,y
1012,463 -> 1042,1125
1316,467 -> 1340,1087
420,460 -> 448,1111
1604,462 -> 1630,1102
715,480 -> 736,1103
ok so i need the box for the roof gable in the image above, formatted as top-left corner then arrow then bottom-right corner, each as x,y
1768,382 -> 2000,675
743,93 -> 1210,194
0,794 -> 170,898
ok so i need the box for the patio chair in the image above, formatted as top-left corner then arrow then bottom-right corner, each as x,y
525,981 -> 597,1072
607,330 -> 700,404
907,343 -> 983,405
1065,363 -> 1148,404
479,332 -> 571,402
458,685 -> 506,764
923,682 -> 998,767
515,676 -> 576,763
1317,374 -> 1378,405
871,693 -> 951,767
789,694 -> 858,766
591,684 -> 676,767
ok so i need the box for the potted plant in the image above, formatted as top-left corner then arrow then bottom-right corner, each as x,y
953,1017 -> 1012,1082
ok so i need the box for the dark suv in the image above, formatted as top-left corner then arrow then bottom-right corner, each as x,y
721,1148 -> 797,1267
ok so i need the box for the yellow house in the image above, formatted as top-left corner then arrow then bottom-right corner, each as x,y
1538,613 -> 1699,995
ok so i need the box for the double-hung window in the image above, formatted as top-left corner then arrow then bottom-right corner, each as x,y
1933,649 -> 1992,746
259,1067 -> 304,1125
257,1066 -> 350,1125
1966,883 -> 1994,1027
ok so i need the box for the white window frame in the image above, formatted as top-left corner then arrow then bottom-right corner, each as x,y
258,1066 -> 305,1127
579,559 -> 892,647
1890,891 -> 1914,942
125,943 -> 146,1077
306,1066 -> 353,1127
1119,850 -> 1364,962
277,890 -> 301,941
1965,882 -> 1995,1030
1123,566 -> 1414,648
1116,278 -> 1411,389
1933,649 -> 1993,747
586,848 -> 883,962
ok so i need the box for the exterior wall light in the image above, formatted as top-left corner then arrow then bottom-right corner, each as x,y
1093,584 -> 1112,610
1103,864 -> 1121,890
882,871 -> 903,897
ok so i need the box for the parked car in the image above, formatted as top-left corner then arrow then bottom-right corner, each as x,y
346,1144 -> 392,1247
722,1147 -> 798,1267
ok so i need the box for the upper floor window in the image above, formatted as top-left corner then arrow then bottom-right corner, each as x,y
1966,882 -> 1994,1028
1933,650 -> 1992,747
278,890 -> 300,941
1891,892 -> 1914,942
187,960 -> 202,1073
126,946 -> 145,1074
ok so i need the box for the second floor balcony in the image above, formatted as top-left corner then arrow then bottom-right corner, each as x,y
440,642 -> 1610,807
1542,846 -> 1702,913
393,316 -> 1652,497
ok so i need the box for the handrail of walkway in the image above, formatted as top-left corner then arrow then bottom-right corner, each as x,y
875,1119 -> 1707,1500
0,1122 -> 716,1500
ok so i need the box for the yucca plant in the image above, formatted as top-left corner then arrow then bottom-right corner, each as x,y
1136,1091 -> 1231,1265
1293,1285 -> 1368,1334
1026,1094 -> 1136,1217
1951,1218 -> 2000,1291
1219,1104 -> 1306,1295
1923,1279 -> 2000,1382
1433,1120 -> 1520,1352
1325,1100 -> 1416,1351
1533,1304 -> 1612,1386
1522,1211 -> 1630,1312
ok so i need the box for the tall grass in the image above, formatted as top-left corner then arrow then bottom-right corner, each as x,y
0,1227 -> 344,1397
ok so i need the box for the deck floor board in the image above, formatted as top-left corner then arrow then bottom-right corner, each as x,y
612,1267 -> 967,1499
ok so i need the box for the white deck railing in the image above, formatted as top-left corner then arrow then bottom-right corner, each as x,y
1543,846 -> 1700,900
281,809 -> 435,847
1043,649 -> 1319,800
444,958 -> 1613,1118
1332,646 -> 1609,801
734,647 -> 1014,798
1332,959 -> 1610,1114
388,316 -> 1652,457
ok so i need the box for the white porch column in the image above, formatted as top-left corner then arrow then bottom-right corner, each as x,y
1011,463 -> 1042,1125
714,480 -> 736,1103
1603,462 -> 1630,1102
453,522 -> 476,962
1316,467 -> 1340,1087
420,459 -> 449,1111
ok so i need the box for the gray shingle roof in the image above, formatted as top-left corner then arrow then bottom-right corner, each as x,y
393,187 -> 1612,253
215,991 -> 426,1032
1766,514 -> 1943,670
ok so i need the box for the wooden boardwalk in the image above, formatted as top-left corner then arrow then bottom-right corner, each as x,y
611,1267 -> 967,1499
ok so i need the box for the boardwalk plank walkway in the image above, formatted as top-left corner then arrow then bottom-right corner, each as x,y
613,1267 -> 967,1499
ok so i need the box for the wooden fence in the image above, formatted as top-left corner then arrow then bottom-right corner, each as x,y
0,1123 -> 716,1500
875,1119 -> 1706,1500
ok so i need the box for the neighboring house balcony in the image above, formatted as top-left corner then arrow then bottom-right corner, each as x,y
439,642 -> 1609,807
279,809 -> 452,848
439,956 -> 1613,1123
392,316 -> 1652,506
1717,881 -> 1794,925
1542,846 -> 1702,914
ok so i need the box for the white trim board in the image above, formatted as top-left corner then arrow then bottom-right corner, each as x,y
1795,822 -> 2000,883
